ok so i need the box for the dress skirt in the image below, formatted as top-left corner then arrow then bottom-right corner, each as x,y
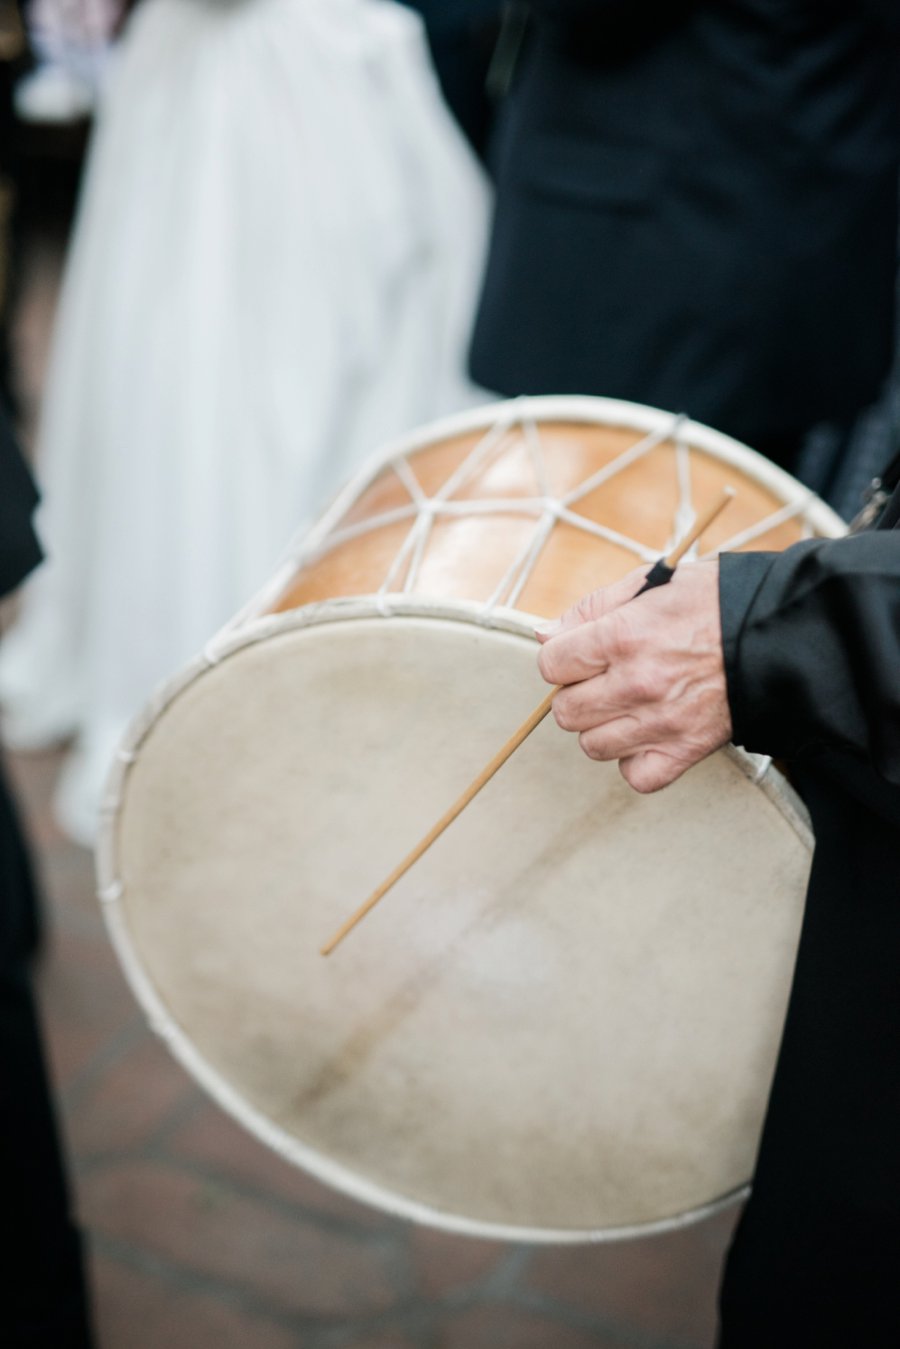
0,0 -> 490,843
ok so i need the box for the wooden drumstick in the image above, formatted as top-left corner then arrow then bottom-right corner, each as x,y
320,488 -> 734,957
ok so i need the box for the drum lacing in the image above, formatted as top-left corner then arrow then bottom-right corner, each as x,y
313,408 -> 817,614
480,418 -> 683,617
714,494 -> 817,551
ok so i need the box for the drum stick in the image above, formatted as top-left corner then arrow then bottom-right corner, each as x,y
320,488 -> 734,957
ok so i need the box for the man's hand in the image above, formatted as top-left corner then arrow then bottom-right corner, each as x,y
536,560 -> 732,793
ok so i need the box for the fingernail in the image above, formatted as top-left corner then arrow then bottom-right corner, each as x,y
533,619 -> 561,638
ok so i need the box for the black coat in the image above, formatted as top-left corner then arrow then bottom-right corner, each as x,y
716,493 -> 900,1343
469,0 -> 900,447
0,402 -> 43,966
0,408 -> 93,1343
0,403 -> 42,603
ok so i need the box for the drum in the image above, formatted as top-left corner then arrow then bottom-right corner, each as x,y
97,396 -> 845,1242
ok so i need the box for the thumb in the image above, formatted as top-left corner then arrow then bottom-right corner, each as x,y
534,565 -> 650,643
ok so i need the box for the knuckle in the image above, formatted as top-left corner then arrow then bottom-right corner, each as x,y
578,731 -> 603,761
575,590 -> 604,624
582,621 -> 610,671
605,610 -> 634,660
578,732 -> 596,760
553,695 -> 575,732
555,686 -> 592,733
629,664 -> 664,704
655,706 -> 682,739
628,673 -> 654,704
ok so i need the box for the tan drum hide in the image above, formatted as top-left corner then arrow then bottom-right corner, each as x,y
97,396 -> 845,1241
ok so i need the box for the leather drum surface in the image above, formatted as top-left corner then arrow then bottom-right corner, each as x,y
108,609 -> 812,1240
265,400 -> 838,620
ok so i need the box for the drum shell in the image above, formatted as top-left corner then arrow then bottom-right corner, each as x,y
97,396 -> 845,1241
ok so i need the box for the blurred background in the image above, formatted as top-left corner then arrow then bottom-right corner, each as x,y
1,2 -> 898,1346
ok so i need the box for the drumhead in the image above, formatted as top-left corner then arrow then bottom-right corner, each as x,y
98,598 -> 812,1242
246,393 -> 845,627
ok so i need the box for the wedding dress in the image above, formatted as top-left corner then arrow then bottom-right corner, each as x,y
0,0 -> 490,844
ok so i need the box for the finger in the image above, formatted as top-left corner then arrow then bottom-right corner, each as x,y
576,716 -> 652,763
553,661 -> 672,732
619,748 -> 692,794
534,566 -> 650,643
538,620 -> 608,686
539,598 -> 646,686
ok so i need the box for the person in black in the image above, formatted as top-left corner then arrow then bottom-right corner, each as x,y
536,463 -> 900,1345
0,402 -> 94,1348
399,0 -> 504,159
468,0 -> 900,482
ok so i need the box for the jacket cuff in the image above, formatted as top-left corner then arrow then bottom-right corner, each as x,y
718,551 -> 779,751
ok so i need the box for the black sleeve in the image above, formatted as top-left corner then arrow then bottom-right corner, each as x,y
719,533 -> 900,786
0,405 -> 42,601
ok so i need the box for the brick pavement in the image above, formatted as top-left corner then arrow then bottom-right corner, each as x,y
7,744 -> 736,1349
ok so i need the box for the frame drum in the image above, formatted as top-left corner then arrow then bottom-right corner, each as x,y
98,396 -> 845,1241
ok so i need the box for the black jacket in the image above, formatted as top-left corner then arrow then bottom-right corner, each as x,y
0,404 -> 43,964
0,410 -> 93,1346
715,489 -> 900,1344
721,531 -> 900,796
0,404 -> 42,602
470,0 -> 900,446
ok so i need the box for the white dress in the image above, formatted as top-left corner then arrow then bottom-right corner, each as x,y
0,0 -> 491,844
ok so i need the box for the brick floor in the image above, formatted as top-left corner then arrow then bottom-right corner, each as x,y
6,746 -> 739,1349
90,1253 -> 301,1349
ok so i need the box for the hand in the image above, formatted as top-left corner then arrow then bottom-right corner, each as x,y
536,560 -> 732,793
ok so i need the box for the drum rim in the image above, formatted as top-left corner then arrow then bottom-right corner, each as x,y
96,598 -> 813,1244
